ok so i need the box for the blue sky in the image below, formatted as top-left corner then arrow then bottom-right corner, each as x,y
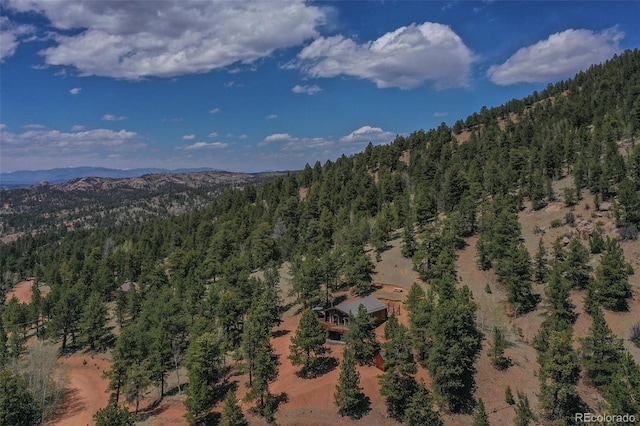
1,1 -> 639,173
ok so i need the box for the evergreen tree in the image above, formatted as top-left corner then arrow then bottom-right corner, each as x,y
594,237 -> 633,311
488,326 -> 510,370
93,402 -> 136,426
0,368 -> 39,426
505,385 -> 515,405
564,238 -> 591,289
334,346 -> 365,418
543,266 -> 577,326
514,391 -> 534,426
427,286 -> 482,412
533,238 -> 549,283
342,247 -> 375,296
219,391 -> 248,426
472,398 -> 490,426
401,222 -> 417,258
184,332 -> 224,425
402,380 -> 443,426
405,283 -> 434,363
79,291 -> 108,350
247,341 -> 278,416
289,309 -> 329,377
537,329 -> 582,424
344,304 -> 380,366
580,308 -> 624,388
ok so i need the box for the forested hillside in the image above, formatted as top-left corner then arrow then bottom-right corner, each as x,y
0,171 -> 276,242
2,49 -> 640,425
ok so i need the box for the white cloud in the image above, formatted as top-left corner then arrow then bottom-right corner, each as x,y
0,17 -> 34,61
0,123 -> 6,130
208,132 -> 218,138
209,108 -> 221,114
260,132 -> 332,151
1,127 -> 146,171
102,114 -> 127,121
488,28 -> 624,85
70,87 -> 81,95
293,22 -> 474,89
182,134 -> 196,140
184,141 -> 228,150
266,114 -> 278,120
340,126 -> 395,144
292,84 -> 322,95
0,128 -> 144,153
433,111 -> 448,117
22,123 -> 46,129
6,0 -> 325,79
239,134 -> 247,139
70,125 -> 85,131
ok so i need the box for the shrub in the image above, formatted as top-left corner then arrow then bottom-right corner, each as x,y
550,219 -> 563,228
631,322 -> 640,348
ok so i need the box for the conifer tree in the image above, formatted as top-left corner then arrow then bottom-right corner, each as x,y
289,309 -> 329,377
184,332 -> 224,425
533,238 -> 548,283
514,391 -> 534,426
93,402 -> 135,426
427,286 -> 482,412
219,391 -> 248,426
0,368 -> 39,426
537,329 -> 582,424
594,237 -> 633,311
543,266 -> 577,326
344,304 -> 380,366
580,308 -> 624,388
79,291 -> 108,351
402,381 -> 443,426
247,341 -> 278,415
488,326 -> 510,370
334,346 -> 364,418
505,385 -> 515,405
564,238 -> 591,289
472,398 -> 490,426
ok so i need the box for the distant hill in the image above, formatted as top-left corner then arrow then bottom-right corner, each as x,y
0,166 -> 221,188
0,170 -> 279,241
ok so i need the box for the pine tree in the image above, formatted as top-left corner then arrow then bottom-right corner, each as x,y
427,286 -> 482,412
594,237 -> 633,311
533,238 -> 548,283
344,304 -> 380,366
580,308 -> 624,388
472,398 -> 490,426
537,329 -> 582,424
288,309 -> 329,377
79,291 -> 108,351
334,346 -> 364,418
543,266 -> 577,326
514,391 -> 534,426
488,326 -> 510,370
93,402 -> 136,426
0,368 -> 39,426
564,238 -> 591,289
402,380 -> 443,426
219,391 -> 248,426
505,386 -> 515,405
184,332 -> 224,425
247,341 -> 278,415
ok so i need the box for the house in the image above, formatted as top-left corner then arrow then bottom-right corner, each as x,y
322,296 -> 388,340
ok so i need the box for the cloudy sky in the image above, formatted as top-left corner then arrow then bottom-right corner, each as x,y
1,1 -> 639,173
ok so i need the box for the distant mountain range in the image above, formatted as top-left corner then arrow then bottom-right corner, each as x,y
0,166 -> 221,188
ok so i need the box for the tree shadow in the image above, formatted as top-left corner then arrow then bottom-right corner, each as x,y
340,393 -> 371,420
295,356 -> 339,379
272,329 -> 290,338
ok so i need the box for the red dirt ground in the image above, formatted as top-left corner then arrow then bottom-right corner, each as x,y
46,354 -> 111,426
5,279 -> 51,304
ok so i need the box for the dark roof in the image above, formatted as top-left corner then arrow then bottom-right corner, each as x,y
330,296 -> 387,316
